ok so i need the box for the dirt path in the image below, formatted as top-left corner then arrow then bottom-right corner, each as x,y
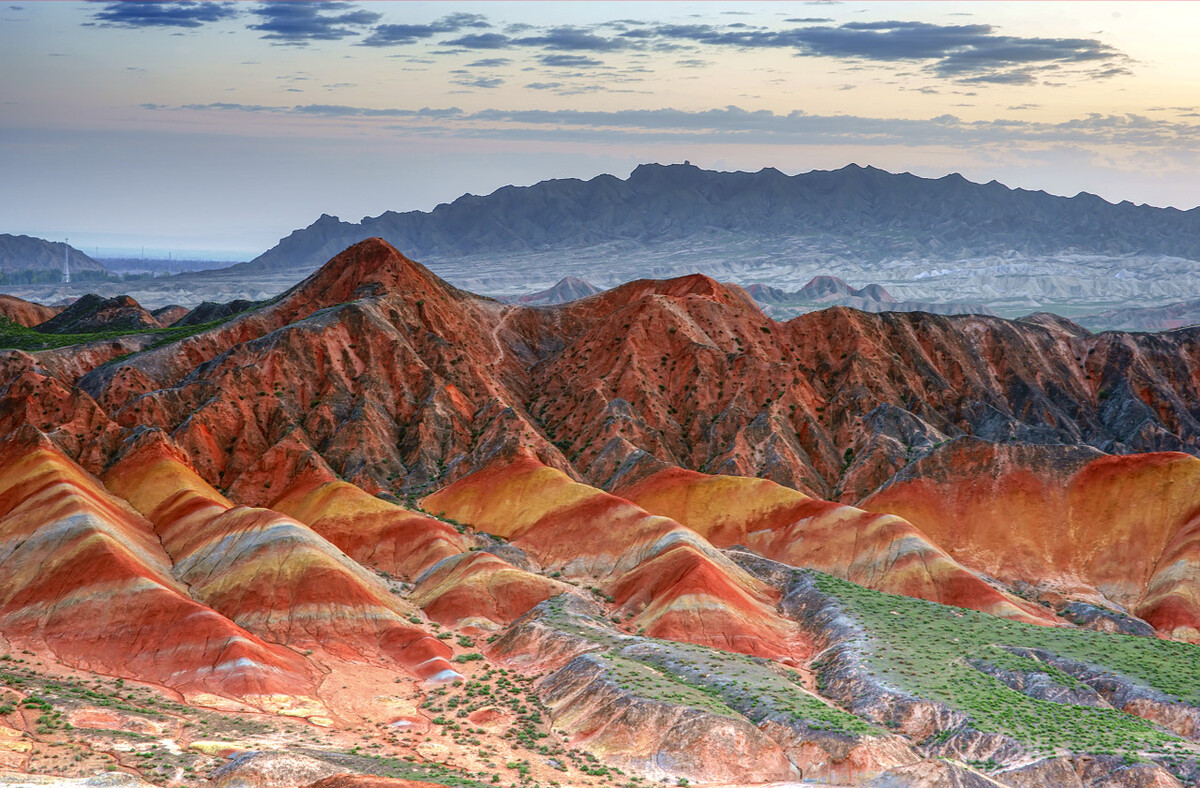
489,306 -> 515,367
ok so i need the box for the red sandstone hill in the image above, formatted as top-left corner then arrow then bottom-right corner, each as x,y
7,237 -> 1200,639
0,294 -> 60,327
3,238 -> 1200,786
862,438 -> 1200,642
25,238 -> 1197,505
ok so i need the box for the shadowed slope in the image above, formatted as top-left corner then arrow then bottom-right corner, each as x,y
0,428 -> 316,706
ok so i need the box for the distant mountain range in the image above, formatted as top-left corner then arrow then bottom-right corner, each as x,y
230,163 -> 1200,316
747,276 -> 995,318
0,234 -> 110,282
1076,299 -> 1200,333
488,273 -> 993,317
241,163 -> 1200,274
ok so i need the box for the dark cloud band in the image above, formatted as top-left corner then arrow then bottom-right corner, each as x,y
249,1 -> 380,44
87,1 -> 238,29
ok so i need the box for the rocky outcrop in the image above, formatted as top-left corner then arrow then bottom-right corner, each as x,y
538,652 -> 800,784
212,752 -> 345,788
34,294 -> 159,334
998,755 -> 1184,787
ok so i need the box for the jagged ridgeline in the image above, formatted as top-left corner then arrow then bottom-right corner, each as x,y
2,238 -> 1200,787
239,164 -> 1200,272
227,163 -> 1200,318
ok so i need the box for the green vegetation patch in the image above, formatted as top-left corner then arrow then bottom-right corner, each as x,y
0,312 -> 246,352
598,653 -> 738,718
301,750 -> 493,788
813,572 -> 1200,756
538,594 -> 875,736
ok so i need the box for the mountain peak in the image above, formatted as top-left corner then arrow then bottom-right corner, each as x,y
515,276 -> 602,305
800,275 -> 854,298
593,273 -> 761,315
280,237 -> 461,315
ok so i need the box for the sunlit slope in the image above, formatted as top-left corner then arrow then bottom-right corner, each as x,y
0,428 -> 316,705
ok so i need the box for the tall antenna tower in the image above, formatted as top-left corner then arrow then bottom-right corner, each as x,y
62,237 -> 71,284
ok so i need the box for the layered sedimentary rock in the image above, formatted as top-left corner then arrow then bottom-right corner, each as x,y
0,238 -> 1198,786
619,467 -> 1056,625
0,427 -> 316,706
863,439 -> 1200,641
103,435 -> 456,682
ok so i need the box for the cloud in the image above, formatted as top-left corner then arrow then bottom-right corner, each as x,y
540,54 -> 604,68
452,75 -> 505,89
248,1 -> 380,45
284,13 -> 1130,88
359,12 -> 488,46
440,32 -> 512,49
145,102 -> 1200,154
87,1 -> 238,29
958,70 -> 1036,85
617,18 -> 1128,84
158,102 -> 464,119
525,82 -> 564,90
515,26 -> 629,52
465,58 -> 512,68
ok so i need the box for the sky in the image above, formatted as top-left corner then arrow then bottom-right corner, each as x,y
2,1 -> 1199,258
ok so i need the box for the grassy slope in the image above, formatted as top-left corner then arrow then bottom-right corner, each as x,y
0,313 -> 246,352
813,572 -> 1200,760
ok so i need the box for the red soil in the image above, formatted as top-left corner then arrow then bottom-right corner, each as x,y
863,439 -> 1200,639
0,294 -> 59,327
620,466 -> 1057,625
0,427 -> 315,703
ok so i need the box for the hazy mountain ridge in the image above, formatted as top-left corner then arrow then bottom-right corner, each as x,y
1076,299 -> 1200,333
230,163 -> 1200,316
748,276 -> 996,318
0,234 -> 109,278
243,164 -> 1200,273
